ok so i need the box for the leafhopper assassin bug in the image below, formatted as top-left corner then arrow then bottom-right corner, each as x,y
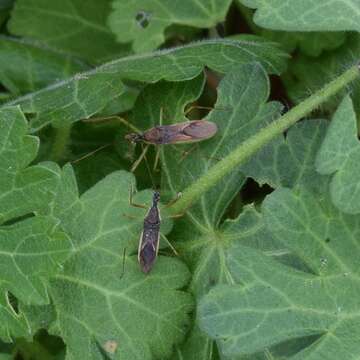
128,188 -> 180,274
124,106 -> 218,172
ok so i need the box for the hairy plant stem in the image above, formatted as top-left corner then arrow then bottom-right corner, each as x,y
50,124 -> 72,162
170,63 -> 360,215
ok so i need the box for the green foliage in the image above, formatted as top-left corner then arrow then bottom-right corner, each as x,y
316,96 -> 360,214
199,184 -> 360,359
283,33 -> 360,113
6,38 -> 287,132
0,106 -> 70,342
108,0 -> 232,52
47,167 -> 193,360
240,0 -> 360,32
8,0 -> 129,63
0,37 -> 88,95
261,31 -> 346,57
0,1 -> 359,360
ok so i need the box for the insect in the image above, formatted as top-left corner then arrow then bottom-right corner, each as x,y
129,189 -> 179,273
124,106 -> 219,171
125,120 -> 218,145
138,191 -> 161,273
76,106 -> 221,171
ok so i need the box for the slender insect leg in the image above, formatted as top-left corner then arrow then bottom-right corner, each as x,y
160,234 -> 179,256
83,115 -> 142,133
116,116 -> 142,133
119,248 -> 127,279
184,105 -> 215,116
162,192 -> 186,218
128,184 -> 147,209
164,192 -> 182,208
168,212 -> 185,219
184,105 -> 231,117
72,144 -> 111,164
153,145 -> 161,171
159,107 -> 164,125
131,144 -> 150,172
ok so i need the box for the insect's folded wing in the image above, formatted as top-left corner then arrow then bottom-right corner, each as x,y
139,233 -> 159,273
182,120 -> 218,140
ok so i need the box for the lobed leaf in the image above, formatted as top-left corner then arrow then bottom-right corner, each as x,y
0,36 -> 88,95
234,5 -> 347,57
316,95 -> 360,214
2,38 -> 288,132
8,0 -> 129,63
199,185 -> 360,358
240,0 -> 360,32
261,31 -> 346,57
34,166 -> 194,360
0,106 -> 60,223
283,33 -> 360,114
108,0 -> 232,52
130,63 -> 283,359
0,106 -> 71,341
242,119 -> 329,192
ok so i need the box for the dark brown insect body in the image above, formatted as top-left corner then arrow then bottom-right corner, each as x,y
125,120 -> 218,145
138,191 -> 161,273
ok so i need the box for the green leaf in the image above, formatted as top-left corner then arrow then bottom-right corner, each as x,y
45,166 -> 193,360
240,0 -> 360,32
162,63 -> 281,236
0,106 -> 60,223
316,95 -> 360,214
130,72 -> 205,132
8,0 -> 130,63
137,63 -> 282,359
0,217 -> 70,305
108,0 -> 232,52
234,4 -> 347,57
199,186 -> 360,358
0,216 -> 70,341
0,36 -> 88,95
173,324 -> 219,360
283,33 -> 360,114
0,106 -> 71,341
0,0 -> 12,28
3,39 -> 288,132
242,119 -> 329,192
262,31 -> 346,57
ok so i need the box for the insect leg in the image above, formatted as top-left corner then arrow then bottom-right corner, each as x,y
131,144 -> 150,172
128,184 -> 147,209
72,144 -> 111,164
153,145 -> 161,171
160,234 -> 179,256
159,107 -> 164,125
164,192 -> 182,208
184,105 -> 214,116
119,248 -> 127,279
184,105 -> 231,117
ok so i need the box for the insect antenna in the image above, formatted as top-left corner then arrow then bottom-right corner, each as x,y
71,143 -> 111,164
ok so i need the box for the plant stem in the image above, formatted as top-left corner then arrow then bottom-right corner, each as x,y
170,63 -> 360,215
50,124 -> 72,162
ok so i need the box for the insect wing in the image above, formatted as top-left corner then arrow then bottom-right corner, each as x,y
159,120 -> 218,144
138,230 -> 160,273
138,204 -> 161,273
182,120 -> 218,140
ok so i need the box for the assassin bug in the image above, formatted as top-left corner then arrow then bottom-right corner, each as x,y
125,106 -> 219,172
128,187 -> 180,273
131,190 -> 162,273
76,105 -> 222,171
